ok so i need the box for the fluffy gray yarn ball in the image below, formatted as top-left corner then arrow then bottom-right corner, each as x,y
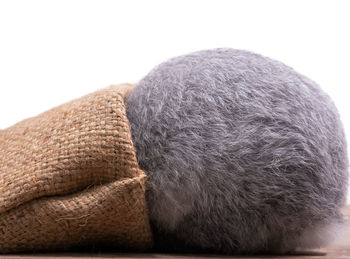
125,48 -> 349,254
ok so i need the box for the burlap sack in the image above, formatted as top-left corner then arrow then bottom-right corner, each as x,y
0,84 -> 153,253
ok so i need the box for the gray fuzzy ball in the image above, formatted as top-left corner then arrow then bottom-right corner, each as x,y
125,48 -> 349,254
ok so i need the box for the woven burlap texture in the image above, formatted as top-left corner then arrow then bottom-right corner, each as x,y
0,84 -> 153,253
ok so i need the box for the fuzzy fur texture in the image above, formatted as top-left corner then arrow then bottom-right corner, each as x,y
125,48 -> 349,254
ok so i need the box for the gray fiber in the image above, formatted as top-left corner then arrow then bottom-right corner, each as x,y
125,48 -> 349,254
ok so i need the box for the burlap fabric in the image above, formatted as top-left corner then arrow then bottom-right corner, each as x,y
0,84 -> 153,253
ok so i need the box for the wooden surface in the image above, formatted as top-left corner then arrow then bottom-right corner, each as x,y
0,207 -> 349,259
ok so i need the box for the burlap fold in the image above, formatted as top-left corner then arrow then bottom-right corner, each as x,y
0,84 -> 153,252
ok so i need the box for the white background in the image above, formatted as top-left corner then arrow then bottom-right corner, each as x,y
1,0 -> 349,201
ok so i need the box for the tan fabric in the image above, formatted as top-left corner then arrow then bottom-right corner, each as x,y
0,84 -> 153,252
